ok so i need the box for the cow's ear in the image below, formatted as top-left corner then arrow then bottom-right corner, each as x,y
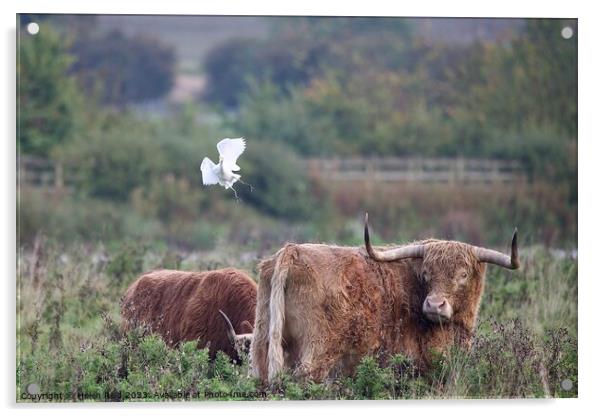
240,320 -> 253,334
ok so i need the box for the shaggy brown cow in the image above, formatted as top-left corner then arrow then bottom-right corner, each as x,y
121,268 -> 257,361
251,214 -> 519,383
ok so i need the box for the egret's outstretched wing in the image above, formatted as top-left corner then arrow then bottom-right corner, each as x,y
200,157 -> 219,185
217,138 -> 246,171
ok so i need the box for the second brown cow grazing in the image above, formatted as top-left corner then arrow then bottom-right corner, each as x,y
251,213 -> 519,383
121,268 -> 257,361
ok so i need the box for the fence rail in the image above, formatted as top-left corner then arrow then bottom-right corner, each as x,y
304,157 -> 526,183
17,155 -> 527,191
17,156 -> 72,190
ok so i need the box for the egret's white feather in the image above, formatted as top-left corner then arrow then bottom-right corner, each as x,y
200,157 -> 219,185
200,137 -> 249,197
217,138 -> 246,171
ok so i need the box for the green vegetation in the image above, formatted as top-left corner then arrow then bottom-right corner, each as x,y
17,242 -> 577,401
17,18 -> 577,248
17,23 -> 83,156
71,30 -> 176,105
17,16 -> 577,401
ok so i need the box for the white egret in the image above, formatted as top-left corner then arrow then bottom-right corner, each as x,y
200,138 -> 251,198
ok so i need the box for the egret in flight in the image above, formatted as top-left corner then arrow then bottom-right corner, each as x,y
200,138 -> 251,199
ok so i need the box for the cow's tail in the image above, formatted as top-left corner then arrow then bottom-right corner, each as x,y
267,244 -> 295,382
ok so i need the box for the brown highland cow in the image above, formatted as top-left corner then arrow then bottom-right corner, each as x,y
251,213 -> 519,383
121,268 -> 257,361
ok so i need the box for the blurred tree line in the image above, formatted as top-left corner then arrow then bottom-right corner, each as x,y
205,19 -> 576,182
17,17 -> 577,249
206,17 -> 577,210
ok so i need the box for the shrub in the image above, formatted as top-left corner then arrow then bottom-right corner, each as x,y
18,187 -> 164,246
352,356 -> 392,399
56,126 -> 167,201
105,241 -> 147,287
130,175 -> 201,224
235,139 -> 321,221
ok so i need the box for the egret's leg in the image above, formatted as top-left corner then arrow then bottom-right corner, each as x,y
231,185 -> 240,202
238,178 -> 255,192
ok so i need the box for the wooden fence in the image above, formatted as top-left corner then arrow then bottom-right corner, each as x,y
17,155 -> 526,191
17,155 -> 71,190
304,157 -> 526,184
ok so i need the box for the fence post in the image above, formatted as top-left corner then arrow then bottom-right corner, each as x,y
18,156 -> 25,187
54,162 -> 64,189
455,157 -> 465,184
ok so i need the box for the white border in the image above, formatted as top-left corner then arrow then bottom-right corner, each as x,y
5,0 -> 583,18
3,1 -> 601,416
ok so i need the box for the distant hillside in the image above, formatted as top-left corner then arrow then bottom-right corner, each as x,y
412,17 -> 524,44
96,15 -> 270,73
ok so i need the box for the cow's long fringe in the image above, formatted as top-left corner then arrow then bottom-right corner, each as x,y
267,246 -> 294,382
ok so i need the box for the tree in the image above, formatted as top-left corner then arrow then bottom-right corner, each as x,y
202,18 -> 414,109
514,19 -> 577,136
203,38 -> 263,108
18,24 -> 84,156
71,31 -> 175,106
453,20 -> 577,137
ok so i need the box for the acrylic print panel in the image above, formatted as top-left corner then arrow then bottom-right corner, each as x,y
16,14 -> 577,402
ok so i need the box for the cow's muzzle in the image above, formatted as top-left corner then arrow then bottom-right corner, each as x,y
422,295 -> 453,323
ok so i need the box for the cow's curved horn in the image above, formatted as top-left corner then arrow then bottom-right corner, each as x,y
364,213 -> 425,262
218,309 -> 236,344
475,228 -> 520,270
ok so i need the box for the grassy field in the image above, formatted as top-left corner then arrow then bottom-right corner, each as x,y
16,239 -> 577,402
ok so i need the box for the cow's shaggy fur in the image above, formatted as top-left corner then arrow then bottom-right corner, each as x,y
121,268 -> 257,361
251,240 -> 498,383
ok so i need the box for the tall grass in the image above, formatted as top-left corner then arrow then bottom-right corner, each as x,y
16,239 -> 577,401
326,180 -> 576,248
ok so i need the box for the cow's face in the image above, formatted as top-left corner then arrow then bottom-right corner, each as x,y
233,333 -> 253,358
420,242 -> 485,324
364,212 -> 518,325
219,310 -> 254,359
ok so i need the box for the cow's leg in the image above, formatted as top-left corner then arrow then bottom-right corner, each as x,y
295,342 -> 345,382
283,291 -> 349,381
273,245 -> 351,383
290,326 -> 347,383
